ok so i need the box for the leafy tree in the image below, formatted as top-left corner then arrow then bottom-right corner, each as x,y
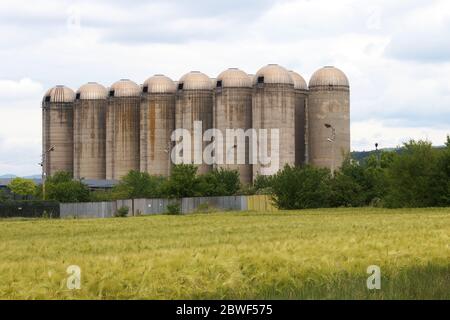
330,154 -> 390,207
385,140 -> 443,208
271,165 -> 332,209
252,174 -> 274,195
330,171 -> 365,207
45,171 -> 90,203
113,170 -> 164,199
90,190 -> 115,202
435,136 -> 450,205
0,189 -> 9,202
8,178 -> 36,199
197,169 -> 241,196
161,164 -> 201,198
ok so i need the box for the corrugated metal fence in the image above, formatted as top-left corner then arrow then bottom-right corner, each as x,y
60,195 -> 278,219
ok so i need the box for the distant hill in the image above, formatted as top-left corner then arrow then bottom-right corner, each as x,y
0,174 -> 17,179
352,146 -> 445,162
23,175 -> 42,179
0,174 -> 40,179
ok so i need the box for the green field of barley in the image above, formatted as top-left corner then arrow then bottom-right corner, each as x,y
0,208 -> 449,300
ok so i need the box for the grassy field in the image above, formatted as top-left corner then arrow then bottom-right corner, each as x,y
0,208 -> 449,300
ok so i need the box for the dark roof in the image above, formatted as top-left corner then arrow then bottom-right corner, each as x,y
0,178 -> 117,188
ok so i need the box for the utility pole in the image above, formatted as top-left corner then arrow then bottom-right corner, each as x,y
40,146 -> 55,200
325,123 -> 336,177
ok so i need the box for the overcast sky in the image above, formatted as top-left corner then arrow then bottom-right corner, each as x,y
0,0 -> 449,176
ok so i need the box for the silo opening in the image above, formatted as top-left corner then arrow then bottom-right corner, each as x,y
143,86 -> 148,93
45,96 -> 51,102
178,83 -> 184,90
76,93 -> 81,100
257,76 -> 264,84
109,90 -> 115,97
216,80 -> 222,88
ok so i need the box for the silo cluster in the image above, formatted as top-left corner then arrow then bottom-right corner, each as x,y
42,64 -> 350,184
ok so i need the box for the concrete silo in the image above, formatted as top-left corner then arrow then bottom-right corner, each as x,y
214,68 -> 253,184
42,85 -> 75,177
289,71 -> 309,166
175,71 -> 213,175
140,75 -> 176,177
308,66 -> 350,173
252,64 -> 295,177
73,82 -> 108,180
106,79 -> 141,180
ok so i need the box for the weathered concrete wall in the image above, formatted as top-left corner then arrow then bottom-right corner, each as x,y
73,99 -> 107,179
252,83 -> 295,177
60,196 -> 251,218
294,89 -> 308,166
106,96 -> 140,180
60,201 -> 116,219
308,87 -> 350,171
175,89 -> 213,175
42,101 -> 74,176
181,196 -> 247,214
214,87 -> 253,184
140,93 -> 175,176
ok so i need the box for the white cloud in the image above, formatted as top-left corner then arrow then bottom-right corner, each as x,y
352,120 -> 449,150
0,0 -> 449,175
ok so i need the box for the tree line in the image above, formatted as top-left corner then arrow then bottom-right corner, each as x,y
4,137 -> 450,209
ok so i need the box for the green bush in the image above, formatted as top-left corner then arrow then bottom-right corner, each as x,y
44,172 -> 90,203
115,206 -> 129,218
113,171 -> 165,200
384,140 -> 444,208
161,165 -> 200,198
271,165 -> 332,209
166,202 -> 181,215
197,168 -> 241,196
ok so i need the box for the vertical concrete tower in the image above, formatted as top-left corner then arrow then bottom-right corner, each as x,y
73,82 -> 108,180
175,71 -> 213,175
252,64 -> 295,177
308,66 -> 350,172
214,68 -> 253,184
106,79 -> 141,180
289,71 -> 309,166
140,75 -> 176,177
42,85 -> 75,177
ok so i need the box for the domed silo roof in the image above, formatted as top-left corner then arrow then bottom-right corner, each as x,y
309,66 -> 349,88
289,71 -> 308,90
253,64 -> 293,85
109,79 -> 141,97
216,68 -> 252,88
143,75 -> 176,94
43,85 -> 75,103
76,82 -> 108,100
178,71 -> 212,90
